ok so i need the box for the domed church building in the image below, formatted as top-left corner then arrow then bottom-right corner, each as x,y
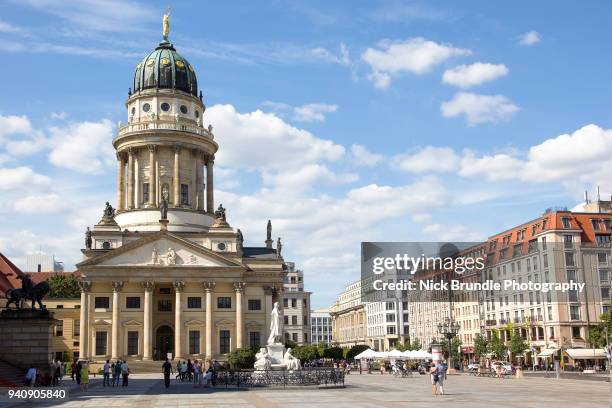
76,17 -> 285,363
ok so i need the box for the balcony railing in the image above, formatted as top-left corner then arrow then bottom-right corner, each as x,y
116,120 -> 213,139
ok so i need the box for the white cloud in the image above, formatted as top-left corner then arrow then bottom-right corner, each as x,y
206,104 -> 345,171
351,144 -> 384,167
292,103 -> 338,122
262,164 -> 358,192
48,119 -> 115,174
392,147 -> 460,173
0,20 -> 29,35
0,166 -> 50,190
11,193 -> 70,214
519,31 -> 541,46
311,43 -> 350,65
442,62 -> 509,88
522,124 -> 612,184
50,112 -> 69,120
0,115 -> 33,142
362,37 -> 471,89
441,92 -> 519,125
458,151 -> 524,181
423,223 -> 483,241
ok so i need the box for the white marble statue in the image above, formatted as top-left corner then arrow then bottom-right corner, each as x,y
166,248 -> 176,265
254,347 -> 272,371
267,301 -> 281,345
283,348 -> 301,371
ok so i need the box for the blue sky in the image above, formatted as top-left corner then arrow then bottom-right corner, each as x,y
0,0 -> 611,308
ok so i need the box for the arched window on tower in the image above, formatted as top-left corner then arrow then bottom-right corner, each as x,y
144,59 -> 156,88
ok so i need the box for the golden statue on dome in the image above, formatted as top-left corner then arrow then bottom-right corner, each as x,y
163,7 -> 171,41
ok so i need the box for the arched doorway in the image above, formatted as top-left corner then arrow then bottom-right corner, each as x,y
156,325 -> 174,360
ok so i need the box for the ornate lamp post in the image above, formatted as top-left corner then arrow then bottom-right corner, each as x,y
438,317 -> 460,371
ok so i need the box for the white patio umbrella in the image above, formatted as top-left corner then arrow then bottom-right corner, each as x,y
388,349 -> 404,359
354,348 -> 378,360
374,351 -> 389,359
402,350 -> 417,359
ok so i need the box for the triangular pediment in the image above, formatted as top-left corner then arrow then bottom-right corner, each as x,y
78,231 -> 243,269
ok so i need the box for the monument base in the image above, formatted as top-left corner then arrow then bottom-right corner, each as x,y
267,343 -> 285,365
0,309 -> 55,373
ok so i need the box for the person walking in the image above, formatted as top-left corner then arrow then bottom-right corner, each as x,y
25,366 -> 37,387
112,360 -> 122,387
103,360 -> 111,387
75,360 -> 82,385
180,360 -> 187,382
430,365 -> 438,395
80,362 -> 89,392
121,360 -> 130,387
162,358 -> 172,389
175,360 -> 182,380
71,360 -> 77,381
53,360 -> 61,386
435,362 -> 447,395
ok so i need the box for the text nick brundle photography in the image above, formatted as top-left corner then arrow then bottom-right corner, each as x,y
0,1 -> 610,407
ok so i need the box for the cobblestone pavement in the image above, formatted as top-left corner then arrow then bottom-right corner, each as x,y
3,372 -> 609,407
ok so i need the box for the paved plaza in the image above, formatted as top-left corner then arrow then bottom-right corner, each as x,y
3,372 -> 609,408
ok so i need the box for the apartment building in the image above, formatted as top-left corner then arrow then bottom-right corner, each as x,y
329,281 -> 367,347
310,308 -> 333,345
282,262 -> 312,344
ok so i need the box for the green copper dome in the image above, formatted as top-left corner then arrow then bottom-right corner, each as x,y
133,40 -> 198,97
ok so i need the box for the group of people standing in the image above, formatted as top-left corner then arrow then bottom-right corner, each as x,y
162,359 -> 218,389
102,360 -> 130,387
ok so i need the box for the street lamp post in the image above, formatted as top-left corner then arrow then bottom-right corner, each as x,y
438,317 -> 460,372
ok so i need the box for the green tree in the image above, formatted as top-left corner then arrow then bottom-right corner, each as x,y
409,339 -> 422,351
507,330 -> 529,363
227,347 -> 256,369
474,334 -> 488,358
589,306 -> 612,347
292,344 -> 319,362
441,337 -> 463,360
48,274 -> 81,298
346,344 -> 370,360
488,330 -> 507,360
323,346 -> 343,360
284,339 -> 298,350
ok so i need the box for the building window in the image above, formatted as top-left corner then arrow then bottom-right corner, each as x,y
249,331 -> 260,348
600,269 -> 609,282
189,330 -> 200,354
143,183 -> 149,202
284,315 -> 289,325
292,316 -> 297,325
248,299 -> 261,311
562,217 -> 571,228
570,305 -> 580,320
55,320 -> 63,337
291,299 -> 297,308
602,288 -> 610,299
219,330 -> 230,354
187,297 -> 202,309
127,331 -> 138,355
292,333 -> 298,342
303,299 -> 307,308
217,297 -> 231,309
386,326 -> 396,335
126,297 -> 141,309
304,333 -> 308,343
158,300 -> 172,312
95,331 -> 107,355
95,297 -> 109,309
180,184 -> 189,205
572,327 -> 581,338
386,302 -> 395,310
303,316 -> 308,325
161,102 -> 170,112
564,252 -> 575,267
386,314 -> 396,322
74,319 -> 80,337
283,298 -> 288,308
598,253 -> 608,265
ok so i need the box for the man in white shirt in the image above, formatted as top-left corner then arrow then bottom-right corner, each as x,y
121,361 -> 129,387
25,367 -> 37,387
103,360 -> 111,387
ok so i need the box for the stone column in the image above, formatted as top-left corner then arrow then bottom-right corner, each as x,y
78,281 -> 91,360
206,157 -> 214,213
173,145 -> 180,207
234,282 -> 245,348
174,281 -> 185,359
116,153 -> 126,211
264,286 -> 274,344
127,148 -> 135,209
204,281 -> 216,360
197,152 -> 205,211
148,145 -> 157,207
111,281 -> 123,359
142,281 -> 154,360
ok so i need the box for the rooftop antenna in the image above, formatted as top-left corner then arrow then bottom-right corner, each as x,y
584,190 -> 589,204
596,185 -> 601,201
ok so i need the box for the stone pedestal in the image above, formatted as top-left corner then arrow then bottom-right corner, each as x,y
0,309 -> 54,372
267,343 -> 285,365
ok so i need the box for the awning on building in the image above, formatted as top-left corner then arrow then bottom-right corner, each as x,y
565,348 -> 606,359
536,349 -> 557,358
